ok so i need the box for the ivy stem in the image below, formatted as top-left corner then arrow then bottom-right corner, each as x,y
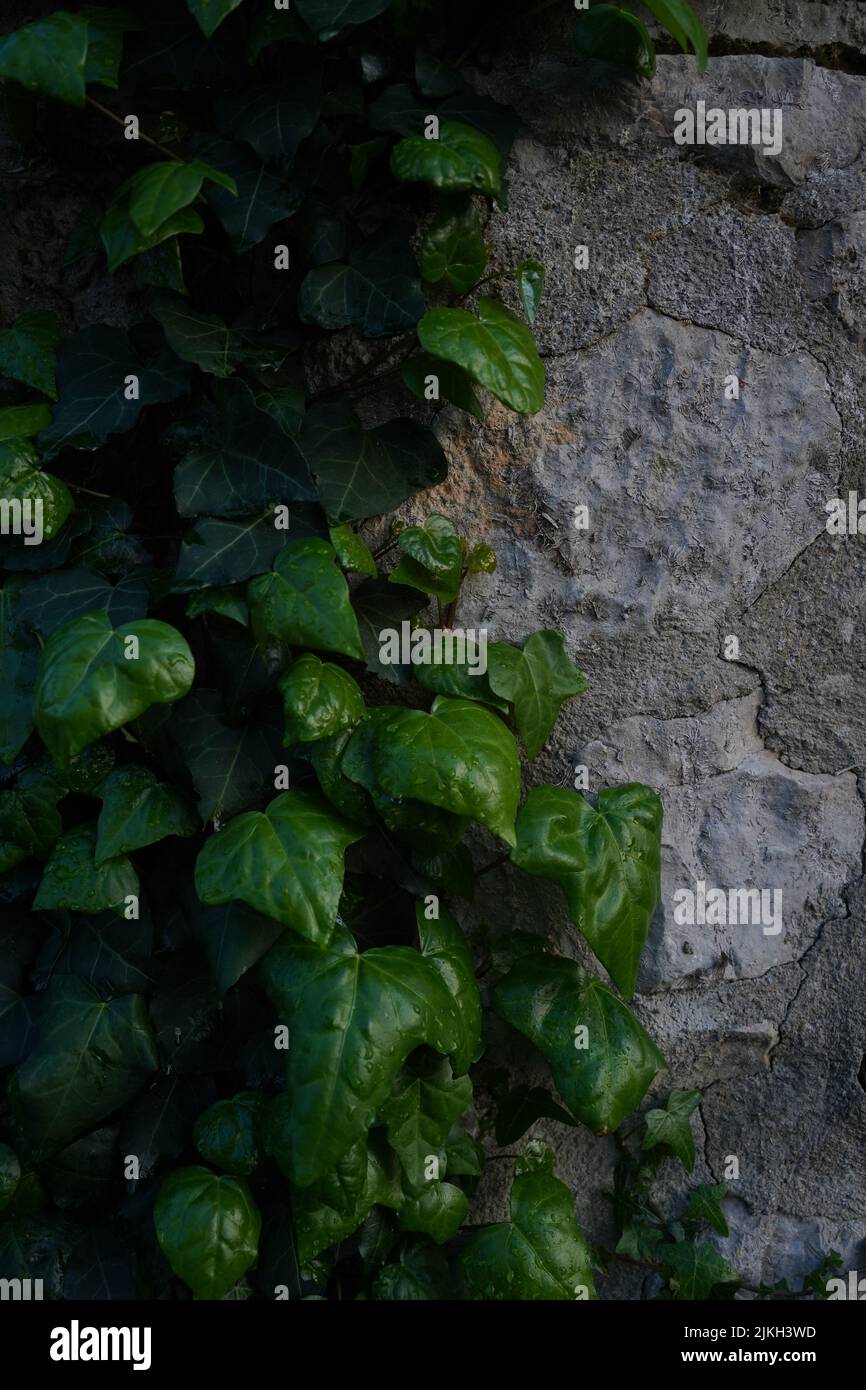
86,96 -> 185,163
475,851 -> 510,877
372,538 -> 398,561
68,482 -> 112,499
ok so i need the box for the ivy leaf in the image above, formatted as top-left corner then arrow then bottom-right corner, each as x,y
0,403 -> 52,440
216,74 -> 322,168
185,0 -> 244,40
150,295 -> 235,377
196,135 -> 300,252
288,1133 -> 401,1264
17,569 -> 148,637
82,6 -> 135,89
32,822 -> 139,917
34,612 -> 195,766
0,12 -> 88,107
368,83 -> 425,137
0,310 -> 61,398
173,515 -> 289,591
460,1159 -> 596,1300
402,354 -> 483,420
155,1166 -> 261,1300
351,577 -> 427,685
279,652 -> 365,745
248,537 -> 364,660
260,926 -> 463,1186
100,203 -> 204,274
294,0 -> 393,42
515,259 -> 545,325
495,953 -> 665,1133
373,1243 -> 452,1300
94,765 -> 198,864
641,1090 -> 702,1171
173,379 -> 315,517
495,1085 -> 579,1145
643,0 -> 708,72
438,92 -> 521,157
170,689 -> 284,820
662,1241 -> 739,1300
0,439 -> 74,544
298,225 -> 424,338
195,790 -> 363,943
134,237 -> 187,293
194,900 -> 285,994
418,297 -> 545,415
417,902 -> 482,1075
511,783 -> 663,999
415,646 -> 507,713
302,402 -> 447,525
686,1183 -> 730,1237
123,160 -> 236,240
329,524 -> 376,576
194,1093 -> 264,1176
400,1179 -> 469,1244
0,1144 -> 20,1213
0,768 -> 65,865
488,630 -> 586,759
349,696 -> 520,846
37,325 -> 192,456
392,121 -> 501,194
392,515 -> 464,602
8,976 -> 158,1153
381,1053 -> 471,1190
574,5 -> 656,78
0,579 -> 41,761
421,202 -> 487,294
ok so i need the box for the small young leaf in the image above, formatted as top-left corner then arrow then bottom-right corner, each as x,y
515,259 -> 545,325
392,121 -> 500,194
278,652 -> 365,744
686,1182 -> 730,1236
328,524 -> 376,576
641,1089 -> 702,1171
418,298 -> 545,415
488,630 -> 586,759
421,203 -> 487,294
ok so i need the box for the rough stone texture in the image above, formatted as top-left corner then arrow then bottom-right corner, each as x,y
412,15 -> 866,1296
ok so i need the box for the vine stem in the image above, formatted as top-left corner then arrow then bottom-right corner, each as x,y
68,482 -> 112,499
475,851 -> 510,877
86,96 -> 185,163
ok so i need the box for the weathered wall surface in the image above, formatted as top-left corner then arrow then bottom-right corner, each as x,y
414,3 -> 866,1293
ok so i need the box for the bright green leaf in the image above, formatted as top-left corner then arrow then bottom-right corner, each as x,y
248,537 -> 364,660
642,1089 -> 702,1171
421,202 -> 487,293
278,652 -> 365,745
154,1166 -> 261,1300
488,629 -> 585,759
418,297 -> 545,415
391,121 -> 500,194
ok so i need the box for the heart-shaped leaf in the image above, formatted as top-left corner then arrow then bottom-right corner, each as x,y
488,630 -> 586,759
421,202 -> 487,293
34,611 -> 195,765
418,297 -> 545,414
641,1089 -> 702,1170
0,440 -> 73,544
278,652 -> 365,744
33,822 -> 139,917
185,0 -> 244,40
173,515 -> 290,591
298,225 -> 424,338
248,537 -> 364,659
17,569 -> 148,637
154,1166 -> 261,1299
460,1151 -> 596,1299
123,160 -> 235,240
511,783 -> 662,998
416,903 -> 482,1075
193,1092 -> 264,1176
195,789 -> 363,944
391,121 -> 501,194
495,952 -> 665,1133
662,1241 -> 738,1300
216,73 -> 321,167
95,765 -> 199,864
196,134 -> 301,252
0,310 -> 61,398
0,12 -> 88,107
381,1053 -> 472,1190
260,926 -> 463,1186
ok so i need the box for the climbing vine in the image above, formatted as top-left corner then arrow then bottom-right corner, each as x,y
0,0 -> 747,1302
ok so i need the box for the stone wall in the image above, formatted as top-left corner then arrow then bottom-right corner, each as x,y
414,1 -> 866,1293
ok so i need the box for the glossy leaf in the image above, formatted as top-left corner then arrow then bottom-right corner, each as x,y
0,403 -> 53,440
329,524 -> 376,576
495,952 -> 665,1133
0,310 -> 61,398
95,765 -> 198,864
381,1053 -> 472,1190
278,652 -> 365,745
391,122 -> 501,194
0,767 -> 65,865
515,259 -> 545,325
643,0 -> 708,71
392,514 -> 463,601
154,1166 -> 261,1300
8,976 -> 158,1152
373,1243 -> 451,1300
460,1156 -> 596,1300
195,789 -> 363,943
488,629 -> 586,759
101,202 -> 203,274
347,696 -> 520,846
248,537 -> 364,660
194,1093 -> 264,1176
574,5 -> 656,78
641,1089 -> 702,1171
33,822 -> 139,916
34,612 -> 195,766
421,202 -> 487,292
418,297 -> 545,415
0,440 -> 74,544
124,160 -> 236,240
417,903 -> 482,1075
0,12 -> 88,107
260,927 -> 464,1186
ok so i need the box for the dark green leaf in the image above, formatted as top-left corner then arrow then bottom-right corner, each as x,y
100,201 -> 203,274
438,92 -> 520,157
0,310 -> 61,398
298,225 -> 424,338
373,1242 -> 451,1299
351,577 -> 427,685
195,790 -> 364,943
154,1165 -> 261,1299
95,765 -> 198,864
381,1053 -> 471,1189
329,524 -> 376,576
0,578 -> 40,762
495,1085 -> 579,1146
0,403 -> 53,440
260,925 -> 463,1186
421,201 -> 487,293
186,0 -> 244,40
418,297 -> 545,415
574,5 -> 656,78
197,135 -> 300,252
124,159 -> 236,240
0,1143 -> 21,1213
171,689 -> 283,820
173,514 -> 289,591
32,822 -> 139,916
488,629 -> 585,759
34,612 -> 195,766
511,783 -> 662,998
8,975 -> 157,1152
401,353 -> 483,419
186,586 -> 249,626
0,439 -> 73,543
642,1089 -> 702,1171
368,83 -> 425,137
294,0 -> 393,42
0,12 -> 88,107
0,767 -> 65,864
416,49 -> 462,99
416,901 -> 482,1075
643,0 -> 708,71
82,6 -> 136,89
17,570 -> 148,636
391,121 -> 500,194
414,644 -> 507,712
662,1241 -> 739,1300
134,237 -> 187,293
686,1182 -> 730,1236
495,952 -> 665,1133
194,1093 -> 264,1176
248,537 -> 364,659
218,74 -> 321,167
278,652 -> 364,744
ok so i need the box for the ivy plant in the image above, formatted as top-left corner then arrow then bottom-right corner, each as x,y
0,0 -> 718,1301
